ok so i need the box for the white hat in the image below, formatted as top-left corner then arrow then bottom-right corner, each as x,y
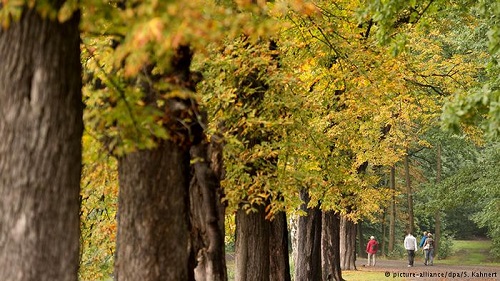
370,236 -> 375,240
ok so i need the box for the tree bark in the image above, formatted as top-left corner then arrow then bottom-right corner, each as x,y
434,143 -> 442,257
269,212 -> 291,281
357,222 -> 366,259
235,205 -> 270,281
321,211 -> 343,281
404,152 -> 414,234
381,208 -> 387,256
388,166 -> 396,253
190,139 -> 227,281
295,189 -> 322,281
115,143 -> 191,281
339,216 -> 356,270
0,7 -> 82,281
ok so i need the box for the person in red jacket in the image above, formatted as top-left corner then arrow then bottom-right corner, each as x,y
366,236 -> 379,266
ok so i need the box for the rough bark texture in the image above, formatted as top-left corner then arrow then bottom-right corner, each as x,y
235,205 -> 270,281
321,211 -> 343,281
190,139 -> 227,281
115,143 -> 191,281
339,216 -> 356,270
0,7 -> 82,281
269,212 -> 291,281
404,153 -> 414,234
388,166 -> 396,253
295,190 -> 322,281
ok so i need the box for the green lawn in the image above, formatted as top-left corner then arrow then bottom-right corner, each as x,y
438,240 -> 500,266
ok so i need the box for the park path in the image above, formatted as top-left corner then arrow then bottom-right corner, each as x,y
355,258 -> 500,281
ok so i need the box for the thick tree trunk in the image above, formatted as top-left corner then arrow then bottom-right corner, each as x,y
235,205 -> 270,281
434,144 -> 442,257
0,7 -> 82,281
388,166 -> 396,253
339,216 -> 356,270
190,139 -> 227,281
269,212 -> 291,281
295,189 -> 322,281
116,142 -> 191,281
404,152 -> 414,234
321,211 -> 343,281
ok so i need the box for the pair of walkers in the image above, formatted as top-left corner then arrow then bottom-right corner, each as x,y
419,231 -> 435,265
405,231 -> 435,267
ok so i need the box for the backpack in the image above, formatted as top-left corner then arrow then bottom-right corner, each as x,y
371,241 -> 379,251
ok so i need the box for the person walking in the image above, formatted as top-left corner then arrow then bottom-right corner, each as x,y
423,233 -> 435,266
419,231 -> 428,248
404,232 -> 418,267
419,231 -> 428,259
366,236 -> 379,266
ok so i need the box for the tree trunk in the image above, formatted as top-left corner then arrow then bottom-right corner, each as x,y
190,139 -> 227,281
388,166 -> 396,253
381,208 -> 387,256
235,205 -> 270,281
0,7 -> 82,281
357,222 -> 366,259
116,142 -> 191,280
339,216 -> 356,270
321,211 -> 343,281
269,212 -> 291,281
295,189 -> 322,281
434,143 -> 442,257
404,152 -> 414,234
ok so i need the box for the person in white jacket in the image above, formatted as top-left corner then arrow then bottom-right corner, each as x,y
404,232 -> 418,267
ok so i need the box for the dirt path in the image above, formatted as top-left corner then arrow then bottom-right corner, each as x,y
356,258 -> 500,281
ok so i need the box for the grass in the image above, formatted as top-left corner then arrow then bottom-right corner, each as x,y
438,240 -> 500,266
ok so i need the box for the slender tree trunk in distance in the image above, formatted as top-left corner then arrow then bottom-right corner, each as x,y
404,152 -> 415,234
235,205 -> 270,281
434,144 -> 442,258
0,7 -> 82,281
116,143 -> 191,281
339,216 -> 357,270
381,209 -> 387,256
388,166 -> 396,253
190,139 -> 227,281
321,211 -> 343,281
295,189 -> 322,281
269,212 -> 291,281
358,222 -> 366,259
